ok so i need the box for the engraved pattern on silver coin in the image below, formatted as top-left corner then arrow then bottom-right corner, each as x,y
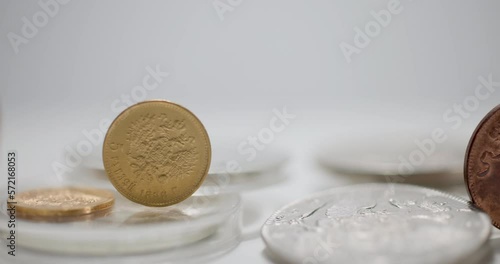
261,183 -> 491,264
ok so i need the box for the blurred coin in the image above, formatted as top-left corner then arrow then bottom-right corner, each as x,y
81,146 -> 287,180
261,183 -> 491,264
103,100 -> 211,207
14,187 -> 114,220
318,132 -> 464,177
210,145 -> 288,175
199,147 -> 289,194
465,105 -> 500,228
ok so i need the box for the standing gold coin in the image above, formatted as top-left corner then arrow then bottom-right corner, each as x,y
103,100 -> 211,207
15,187 -> 115,220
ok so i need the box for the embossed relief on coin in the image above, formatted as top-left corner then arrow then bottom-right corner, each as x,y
104,101 -> 211,206
126,113 -> 198,184
478,123 -> 500,178
262,184 -> 490,264
20,191 -> 101,207
488,122 -> 500,142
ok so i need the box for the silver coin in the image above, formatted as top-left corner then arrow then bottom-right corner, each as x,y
261,183 -> 491,264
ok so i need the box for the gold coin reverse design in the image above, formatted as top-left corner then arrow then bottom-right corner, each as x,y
15,187 -> 115,219
103,100 -> 211,207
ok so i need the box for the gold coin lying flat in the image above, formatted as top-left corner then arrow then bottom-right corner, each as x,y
103,100 -> 211,207
15,187 -> 115,220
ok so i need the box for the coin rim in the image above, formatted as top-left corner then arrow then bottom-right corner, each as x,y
464,104 -> 500,228
102,100 -> 212,207
15,187 -> 115,218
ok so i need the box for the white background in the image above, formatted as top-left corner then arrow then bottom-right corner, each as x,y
1,0 -> 500,263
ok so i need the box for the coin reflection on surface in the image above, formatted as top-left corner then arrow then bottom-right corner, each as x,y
122,209 -> 190,225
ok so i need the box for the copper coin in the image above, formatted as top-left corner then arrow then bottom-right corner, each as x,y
465,105 -> 500,228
